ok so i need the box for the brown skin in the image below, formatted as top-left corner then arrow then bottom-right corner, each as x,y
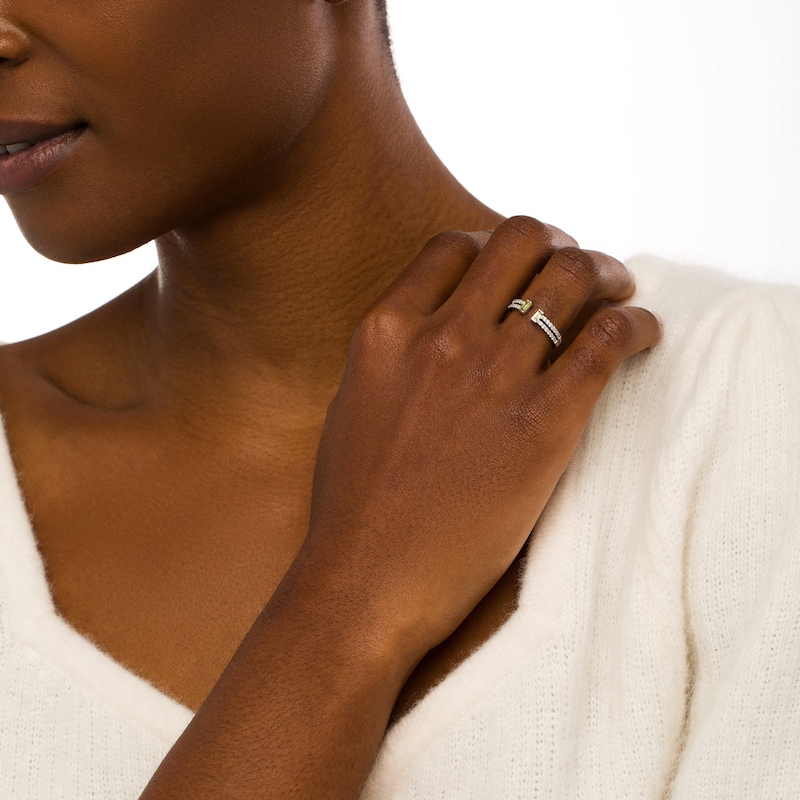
0,0 -> 661,797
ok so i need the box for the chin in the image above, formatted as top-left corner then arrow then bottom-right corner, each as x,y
7,197 -> 158,265
21,220 -> 149,265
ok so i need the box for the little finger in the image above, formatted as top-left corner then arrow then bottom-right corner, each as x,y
542,305 -> 663,415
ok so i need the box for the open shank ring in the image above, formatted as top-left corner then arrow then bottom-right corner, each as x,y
507,299 -> 562,348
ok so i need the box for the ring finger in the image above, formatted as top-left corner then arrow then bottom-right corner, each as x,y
501,248 -> 636,365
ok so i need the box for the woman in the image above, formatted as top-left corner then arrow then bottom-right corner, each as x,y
0,0 -> 798,797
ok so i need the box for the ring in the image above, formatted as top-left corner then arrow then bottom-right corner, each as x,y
508,299 -> 562,347
530,308 -> 562,348
507,298 -> 533,314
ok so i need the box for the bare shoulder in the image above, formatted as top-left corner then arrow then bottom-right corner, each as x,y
0,337 -> 49,409
0,303 -> 140,474
0,335 -> 68,468
0,278 -> 151,416
0,328 -> 74,403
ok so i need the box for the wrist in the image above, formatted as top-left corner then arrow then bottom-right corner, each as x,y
269,537 -> 431,684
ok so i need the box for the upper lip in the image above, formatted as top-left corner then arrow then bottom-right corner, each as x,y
0,119 -> 84,146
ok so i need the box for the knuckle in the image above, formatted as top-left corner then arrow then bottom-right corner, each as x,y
426,229 -> 485,260
419,321 -> 466,364
547,224 -> 580,249
548,247 -> 600,289
495,215 -> 554,247
585,308 -> 635,351
352,304 -> 411,351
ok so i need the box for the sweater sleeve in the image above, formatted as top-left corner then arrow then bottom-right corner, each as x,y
667,281 -> 800,798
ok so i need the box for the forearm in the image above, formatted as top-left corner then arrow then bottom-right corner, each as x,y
139,553 -> 416,800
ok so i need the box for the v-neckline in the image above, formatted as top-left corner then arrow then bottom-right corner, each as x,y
0,408 -> 577,766
0,410 -> 194,745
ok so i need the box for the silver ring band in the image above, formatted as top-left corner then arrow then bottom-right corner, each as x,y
530,308 -> 562,347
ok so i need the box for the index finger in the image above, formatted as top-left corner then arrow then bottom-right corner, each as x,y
377,230 -> 492,315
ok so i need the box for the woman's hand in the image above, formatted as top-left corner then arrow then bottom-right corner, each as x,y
303,215 -> 662,659
142,216 -> 661,800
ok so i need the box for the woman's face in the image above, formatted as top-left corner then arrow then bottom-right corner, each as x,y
0,0 -> 335,262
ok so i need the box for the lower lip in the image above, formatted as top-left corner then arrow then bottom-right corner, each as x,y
0,126 -> 87,195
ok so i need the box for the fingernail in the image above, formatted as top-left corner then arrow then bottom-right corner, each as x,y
653,311 -> 664,327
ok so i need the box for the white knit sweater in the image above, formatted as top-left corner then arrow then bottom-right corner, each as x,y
1,256 -> 799,799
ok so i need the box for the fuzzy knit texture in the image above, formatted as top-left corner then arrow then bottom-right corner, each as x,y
1,255 -> 799,798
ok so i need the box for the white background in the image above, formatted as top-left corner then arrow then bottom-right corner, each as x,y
1,0 -> 798,343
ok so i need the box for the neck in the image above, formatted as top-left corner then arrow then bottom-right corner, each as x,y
141,63 -> 502,407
